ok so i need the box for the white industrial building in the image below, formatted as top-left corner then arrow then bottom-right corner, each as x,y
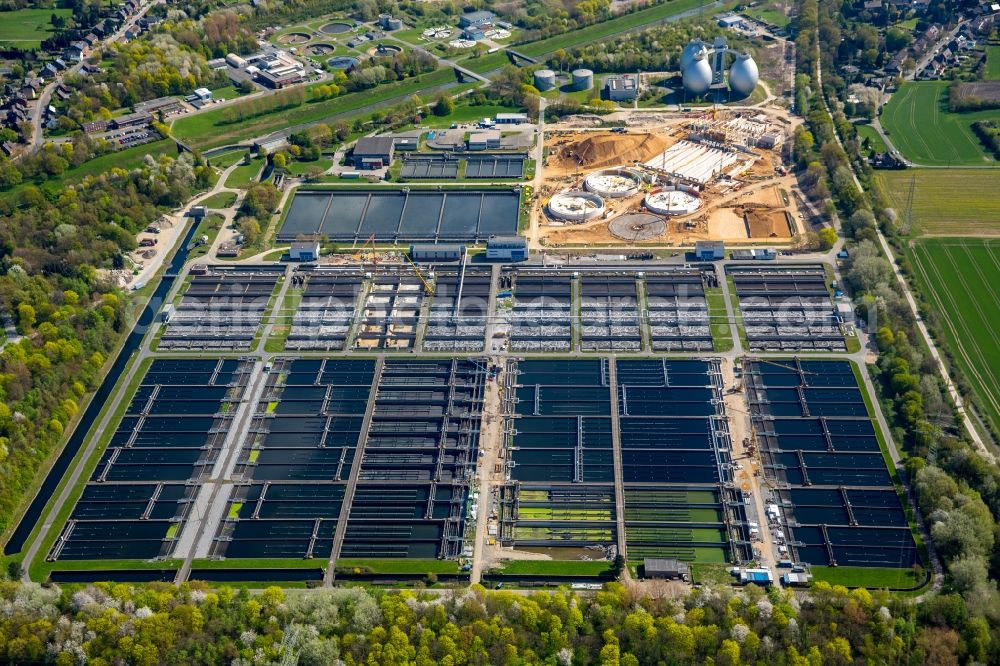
604,75 -> 639,101
486,235 -> 528,261
467,130 -> 501,150
643,140 -> 739,185
289,241 -> 320,261
496,112 -> 528,124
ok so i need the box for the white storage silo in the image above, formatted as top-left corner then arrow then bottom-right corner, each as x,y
534,69 -> 557,91
572,68 -> 594,91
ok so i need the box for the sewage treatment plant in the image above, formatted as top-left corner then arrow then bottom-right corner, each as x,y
6,249 -> 923,592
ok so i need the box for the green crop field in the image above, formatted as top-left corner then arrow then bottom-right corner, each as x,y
907,238 -> 1000,437
987,45 -> 1000,81
0,8 -> 71,46
875,169 -> 1000,236
172,68 -> 457,150
880,81 -> 998,166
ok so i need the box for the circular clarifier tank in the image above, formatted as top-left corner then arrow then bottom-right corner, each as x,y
547,190 -> 605,222
584,168 -> 642,198
321,22 -> 353,34
328,56 -> 359,70
609,213 -> 667,241
644,186 -> 702,215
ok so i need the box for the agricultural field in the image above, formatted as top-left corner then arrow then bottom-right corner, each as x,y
880,81 -> 998,166
907,238 -> 1000,438
0,7 -> 72,47
875,169 -> 1000,236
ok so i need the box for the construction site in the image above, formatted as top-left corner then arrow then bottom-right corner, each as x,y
538,108 -> 803,247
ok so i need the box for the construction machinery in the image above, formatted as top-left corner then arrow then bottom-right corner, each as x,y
404,252 -> 435,295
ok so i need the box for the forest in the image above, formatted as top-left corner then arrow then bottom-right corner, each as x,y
0,152 -> 214,538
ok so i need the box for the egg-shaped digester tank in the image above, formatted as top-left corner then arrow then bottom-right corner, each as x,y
680,40 -> 706,71
683,50 -> 713,95
728,52 -> 759,98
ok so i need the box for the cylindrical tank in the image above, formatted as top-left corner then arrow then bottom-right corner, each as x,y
534,68 -> 556,91
683,51 -> 712,95
728,52 -> 759,98
572,68 -> 594,91
680,40 -> 706,71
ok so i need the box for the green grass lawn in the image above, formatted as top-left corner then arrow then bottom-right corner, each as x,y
172,68 -> 458,150
459,51 -> 511,75
0,7 -> 71,46
810,566 -> 921,590
906,238 -> 1000,438
423,102 -> 524,128
209,150 -> 249,169
201,191 -> 237,208
854,123 -> 888,154
494,560 -> 613,576
745,1 -> 792,28
225,158 -> 264,188
875,169 -> 1000,236
516,0 -> 735,59
282,156 -> 333,176
188,214 -> 225,259
705,287 -> 734,352
209,84 -> 248,101
880,81 -> 998,166
986,45 -> 1000,81
335,558 -> 461,574
264,288 -> 302,352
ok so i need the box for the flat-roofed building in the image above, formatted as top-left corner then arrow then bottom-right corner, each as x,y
352,136 -> 395,169
486,235 -> 528,261
409,244 -> 464,262
643,558 -> 690,580
468,129 -> 501,150
605,74 -> 639,101
496,112 -> 528,124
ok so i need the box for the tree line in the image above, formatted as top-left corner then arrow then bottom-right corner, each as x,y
0,576 -> 991,664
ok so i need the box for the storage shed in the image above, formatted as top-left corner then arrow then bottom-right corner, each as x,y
643,558 -> 691,580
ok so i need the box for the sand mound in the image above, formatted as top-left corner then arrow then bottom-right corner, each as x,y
744,209 -> 793,238
551,132 -> 673,171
